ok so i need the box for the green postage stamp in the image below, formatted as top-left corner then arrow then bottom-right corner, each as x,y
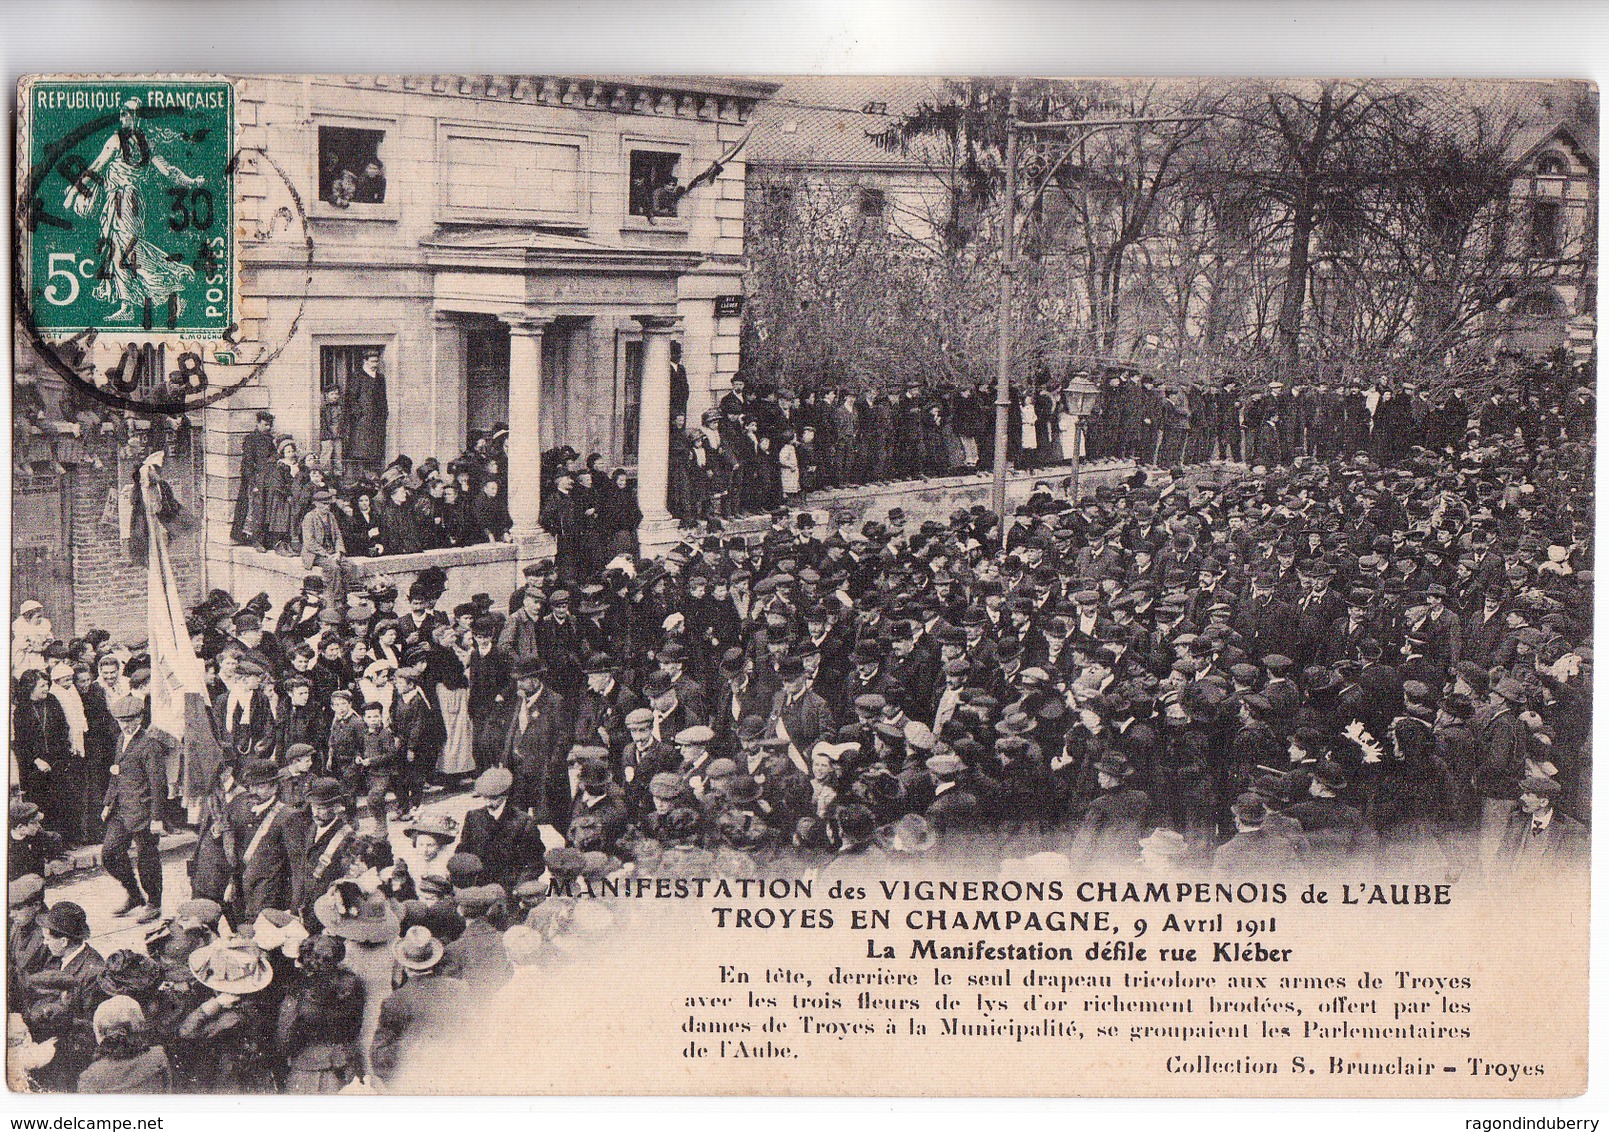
19,76 -> 235,340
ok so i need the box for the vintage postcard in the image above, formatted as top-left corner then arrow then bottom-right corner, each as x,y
7,73 -> 1595,1098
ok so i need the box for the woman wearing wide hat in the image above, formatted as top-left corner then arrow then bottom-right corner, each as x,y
313,878 -> 400,1077
177,937 -> 276,1093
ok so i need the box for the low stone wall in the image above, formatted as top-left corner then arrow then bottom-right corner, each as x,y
740,458 -> 1139,533
215,459 -> 1139,623
222,540 -> 538,619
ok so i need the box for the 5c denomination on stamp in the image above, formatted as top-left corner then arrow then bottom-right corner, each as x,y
18,75 -> 237,411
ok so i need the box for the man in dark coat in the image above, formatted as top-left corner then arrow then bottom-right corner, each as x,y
101,695 -> 174,923
1068,755 -> 1154,866
573,653 -> 643,755
232,410 -> 278,548
298,778 -> 358,917
458,767 -> 546,890
1212,793 -> 1308,876
540,469 -> 591,584
500,657 -> 572,822
371,927 -> 469,1084
227,758 -> 311,920
343,348 -> 389,472
390,664 -> 445,818
1498,775 -> 1589,875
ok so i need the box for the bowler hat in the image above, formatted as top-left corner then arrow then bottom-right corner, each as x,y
44,901 -> 91,941
242,758 -> 280,787
1520,775 -> 1561,798
307,777 -> 346,806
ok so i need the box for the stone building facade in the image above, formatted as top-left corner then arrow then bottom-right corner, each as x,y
202,74 -> 775,609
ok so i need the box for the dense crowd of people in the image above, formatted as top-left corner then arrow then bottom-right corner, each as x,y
7,355 -> 1595,1093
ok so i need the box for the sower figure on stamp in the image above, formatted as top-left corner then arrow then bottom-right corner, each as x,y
65,97 -> 204,323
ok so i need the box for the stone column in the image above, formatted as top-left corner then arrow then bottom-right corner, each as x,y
430,312 -> 466,463
634,315 -> 680,527
501,314 -> 548,543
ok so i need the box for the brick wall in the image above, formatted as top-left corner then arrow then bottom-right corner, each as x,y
67,455 -> 205,645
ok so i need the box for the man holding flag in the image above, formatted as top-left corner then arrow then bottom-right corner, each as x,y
135,450 -> 225,830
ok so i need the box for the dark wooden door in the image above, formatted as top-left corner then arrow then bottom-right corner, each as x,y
12,475 -> 73,634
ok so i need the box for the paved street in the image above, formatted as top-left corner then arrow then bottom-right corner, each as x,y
37,789 -> 559,957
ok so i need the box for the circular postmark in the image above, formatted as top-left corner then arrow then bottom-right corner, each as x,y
15,77 -> 312,417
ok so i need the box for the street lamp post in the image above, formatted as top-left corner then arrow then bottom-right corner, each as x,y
990,101 -> 1210,527
1061,372 -> 1102,501
990,84 -> 1022,524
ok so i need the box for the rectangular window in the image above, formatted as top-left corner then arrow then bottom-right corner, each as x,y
318,126 -> 387,207
629,149 -> 681,218
621,340 -> 644,460
858,187 -> 887,217
1529,199 -> 1562,258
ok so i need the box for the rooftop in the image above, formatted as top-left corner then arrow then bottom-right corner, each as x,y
749,75 -> 952,168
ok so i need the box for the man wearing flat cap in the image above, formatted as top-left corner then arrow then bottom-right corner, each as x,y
300,487 -> 350,608
459,766 -> 546,891
445,885 -> 513,991
101,694 -> 175,924
1476,675 -> 1532,863
8,874 -> 52,1008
